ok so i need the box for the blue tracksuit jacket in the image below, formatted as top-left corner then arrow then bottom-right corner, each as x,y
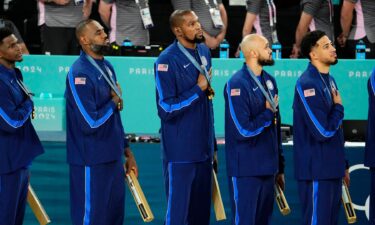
293,63 -> 346,180
0,65 -> 44,174
365,68 -> 375,167
224,64 -> 284,177
65,51 -> 128,166
154,40 -> 214,162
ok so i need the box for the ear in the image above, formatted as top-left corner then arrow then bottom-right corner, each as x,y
309,51 -> 317,60
250,49 -> 257,58
174,27 -> 182,37
80,36 -> 89,45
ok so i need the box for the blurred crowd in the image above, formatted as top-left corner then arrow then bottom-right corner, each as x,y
0,0 -> 373,58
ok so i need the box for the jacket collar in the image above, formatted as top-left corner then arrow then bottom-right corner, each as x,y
306,62 -> 334,106
78,51 -> 107,77
242,63 -> 270,81
0,64 -> 16,81
306,62 -> 324,78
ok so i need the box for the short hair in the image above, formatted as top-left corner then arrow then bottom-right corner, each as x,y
300,30 -> 326,59
169,9 -> 193,30
0,27 -> 13,44
75,19 -> 95,41
240,34 -> 259,55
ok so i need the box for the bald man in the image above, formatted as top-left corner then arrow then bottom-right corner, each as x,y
224,34 -> 285,225
65,19 -> 137,225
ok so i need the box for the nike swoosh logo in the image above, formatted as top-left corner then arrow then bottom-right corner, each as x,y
183,63 -> 191,68
98,74 -> 103,80
253,87 -> 258,91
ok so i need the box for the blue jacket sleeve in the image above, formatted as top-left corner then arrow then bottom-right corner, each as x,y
295,80 -> 344,142
225,81 -> 273,141
67,69 -> 117,135
155,56 -> 205,121
0,80 -> 33,133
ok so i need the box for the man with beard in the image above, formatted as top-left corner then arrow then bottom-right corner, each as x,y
65,19 -> 138,225
171,1 -> 228,49
154,10 -> 215,225
224,34 -> 285,225
293,30 -> 349,225
0,27 -> 44,224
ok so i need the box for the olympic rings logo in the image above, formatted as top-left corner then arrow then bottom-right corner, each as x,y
349,164 -> 370,220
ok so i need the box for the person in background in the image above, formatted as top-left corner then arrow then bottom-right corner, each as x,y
235,0 -> 278,58
37,0 -> 93,55
337,0 -> 375,59
99,0 -> 152,46
290,0 -> 334,58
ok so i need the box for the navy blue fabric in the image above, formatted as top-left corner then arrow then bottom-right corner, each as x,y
297,179 -> 341,225
224,64 -> 284,176
154,40 -> 214,162
65,51 -> 128,166
162,159 -> 212,225
365,68 -> 375,167
0,65 -> 43,174
69,160 -> 125,225
0,168 -> 29,225
228,175 -> 274,225
370,168 -> 375,225
365,69 -> 375,225
293,63 -> 346,180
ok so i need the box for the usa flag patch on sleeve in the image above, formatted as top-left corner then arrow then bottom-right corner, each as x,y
157,64 -> 169,72
75,77 -> 86,85
304,88 -> 315,97
230,88 -> 241,96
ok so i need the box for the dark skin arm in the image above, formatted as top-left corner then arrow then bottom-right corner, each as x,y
124,147 -> 138,177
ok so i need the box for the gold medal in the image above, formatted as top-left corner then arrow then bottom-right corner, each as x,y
207,86 -> 215,100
